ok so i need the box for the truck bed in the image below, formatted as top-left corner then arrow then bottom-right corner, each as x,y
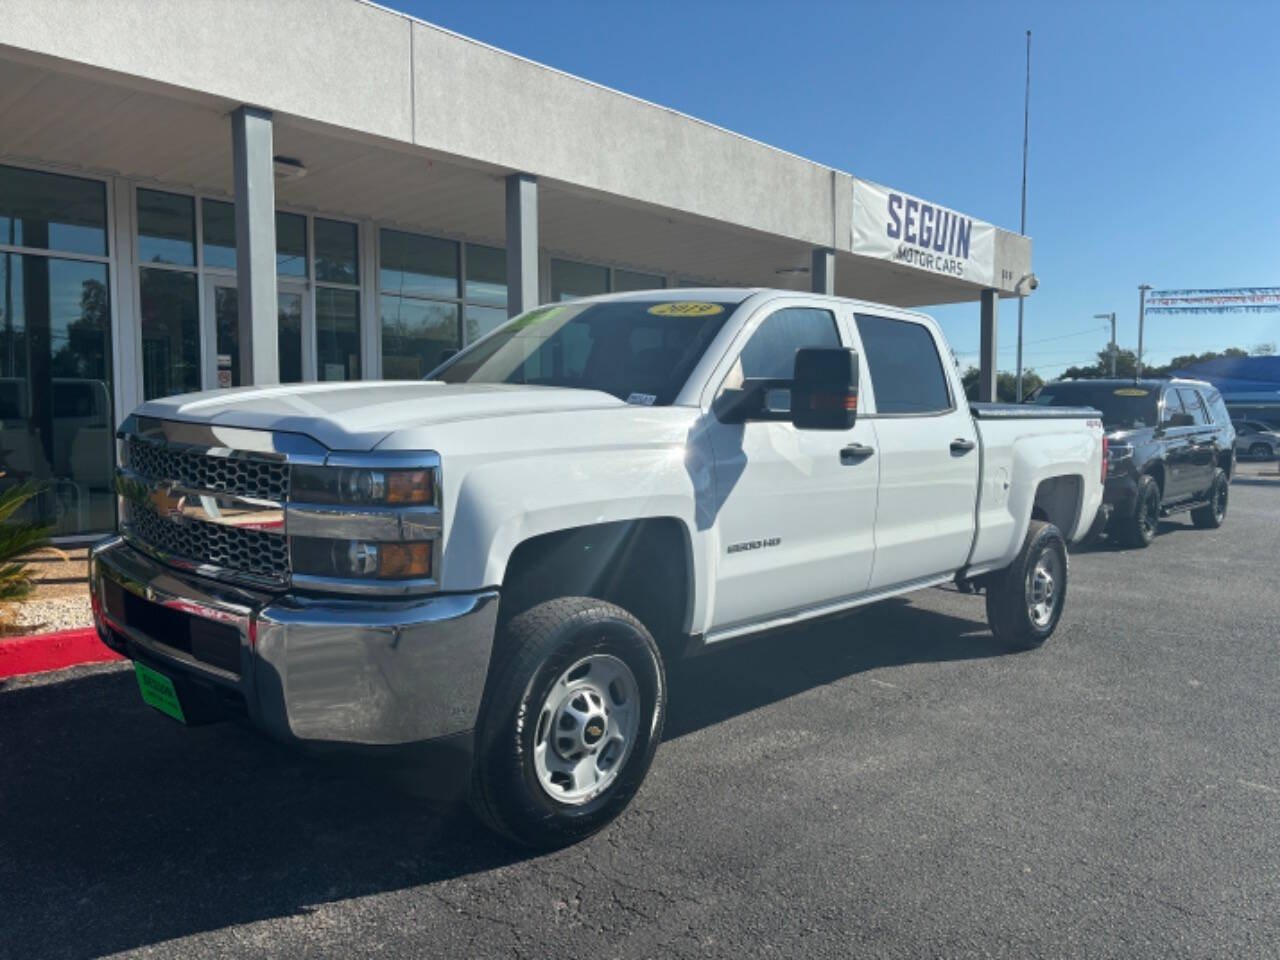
970,402 -> 1101,420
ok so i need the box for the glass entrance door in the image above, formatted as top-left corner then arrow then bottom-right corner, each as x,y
204,281 -> 307,387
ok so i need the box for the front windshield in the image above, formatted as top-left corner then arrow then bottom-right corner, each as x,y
431,298 -> 742,405
1033,382 -> 1159,430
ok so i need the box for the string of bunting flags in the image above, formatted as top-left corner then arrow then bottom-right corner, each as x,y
1146,287 -> 1280,315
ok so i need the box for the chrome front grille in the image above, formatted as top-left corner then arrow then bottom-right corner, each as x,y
122,501 -> 290,584
124,438 -> 290,502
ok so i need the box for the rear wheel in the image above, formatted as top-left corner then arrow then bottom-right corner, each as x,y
469,597 -> 665,848
1116,474 -> 1160,549
985,520 -> 1068,650
1191,468 -> 1229,529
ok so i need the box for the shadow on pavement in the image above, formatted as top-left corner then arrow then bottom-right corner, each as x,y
1,595 -> 1006,958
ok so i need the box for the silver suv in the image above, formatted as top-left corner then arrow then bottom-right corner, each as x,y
1234,420 -> 1280,459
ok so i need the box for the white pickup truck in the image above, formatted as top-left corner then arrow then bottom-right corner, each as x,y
91,289 -> 1104,846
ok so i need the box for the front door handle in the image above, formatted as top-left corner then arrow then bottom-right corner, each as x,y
840,443 -> 875,464
950,438 -> 977,453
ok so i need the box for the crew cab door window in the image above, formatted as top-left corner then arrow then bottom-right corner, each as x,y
717,307 -> 840,412
1161,390 -> 1186,426
853,314 -> 952,414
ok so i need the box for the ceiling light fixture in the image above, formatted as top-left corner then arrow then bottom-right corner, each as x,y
272,156 -> 307,180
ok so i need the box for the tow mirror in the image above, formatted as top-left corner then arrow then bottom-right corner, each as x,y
791,348 -> 859,430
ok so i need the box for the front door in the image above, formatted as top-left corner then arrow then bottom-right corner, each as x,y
1159,388 -> 1197,500
854,313 -> 980,590
203,282 -> 307,388
704,302 -> 879,635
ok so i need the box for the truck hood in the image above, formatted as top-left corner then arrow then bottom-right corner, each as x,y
134,381 -> 629,450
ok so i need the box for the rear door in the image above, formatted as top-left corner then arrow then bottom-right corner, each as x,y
855,312 -> 979,590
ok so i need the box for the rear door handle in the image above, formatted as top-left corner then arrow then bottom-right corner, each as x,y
950,438 -> 976,453
840,443 -> 875,464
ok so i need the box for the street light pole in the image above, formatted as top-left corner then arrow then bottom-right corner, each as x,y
1096,312 -> 1117,376
1015,30 -> 1031,402
1137,285 -> 1151,379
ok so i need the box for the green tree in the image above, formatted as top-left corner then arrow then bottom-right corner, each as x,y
961,367 -> 1044,402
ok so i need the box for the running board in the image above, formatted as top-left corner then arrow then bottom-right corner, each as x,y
1160,498 -> 1206,517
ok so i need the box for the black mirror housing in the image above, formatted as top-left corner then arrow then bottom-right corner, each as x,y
791,348 -> 859,430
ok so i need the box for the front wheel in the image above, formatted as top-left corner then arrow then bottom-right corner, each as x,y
469,597 -> 666,848
1115,474 -> 1161,549
1191,468 -> 1229,529
985,519 -> 1068,650
1248,442 -> 1272,460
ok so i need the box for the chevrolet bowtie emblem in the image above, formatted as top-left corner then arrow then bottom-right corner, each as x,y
148,486 -> 187,524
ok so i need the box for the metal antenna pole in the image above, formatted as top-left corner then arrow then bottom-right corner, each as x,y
1015,29 -> 1031,401
1096,312 -> 1117,376
1137,285 -> 1151,379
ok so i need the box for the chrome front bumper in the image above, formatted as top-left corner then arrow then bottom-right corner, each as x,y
89,536 -> 497,746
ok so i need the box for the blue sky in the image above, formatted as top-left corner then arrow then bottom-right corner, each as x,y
396,0 -> 1280,376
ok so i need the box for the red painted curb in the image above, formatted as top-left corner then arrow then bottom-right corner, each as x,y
0,627 -> 123,679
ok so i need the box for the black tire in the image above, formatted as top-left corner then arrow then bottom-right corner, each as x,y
1248,442 -> 1271,460
469,597 -> 666,848
985,519 -> 1068,650
1116,474 -> 1161,548
1191,468 -> 1229,529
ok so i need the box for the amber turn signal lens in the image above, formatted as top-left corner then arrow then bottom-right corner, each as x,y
378,542 -> 432,579
385,470 -> 434,504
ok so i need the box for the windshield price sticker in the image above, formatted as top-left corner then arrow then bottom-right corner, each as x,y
647,302 -> 724,317
1114,388 -> 1149,396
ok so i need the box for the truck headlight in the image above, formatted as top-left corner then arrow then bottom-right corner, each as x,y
1107,443 -> 1134,461
291,537 -> 433,580
291,465 -> 436,506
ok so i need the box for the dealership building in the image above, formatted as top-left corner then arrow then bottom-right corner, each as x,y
0,0 -> 1032,539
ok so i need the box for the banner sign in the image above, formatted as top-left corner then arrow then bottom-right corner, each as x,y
851,179 -> 996,287
1147,287 -> 1280,315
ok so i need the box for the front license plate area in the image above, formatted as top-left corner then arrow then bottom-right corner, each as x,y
135,661 -> 187,723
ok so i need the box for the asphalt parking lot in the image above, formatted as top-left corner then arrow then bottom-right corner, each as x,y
3,480 -> 1278,959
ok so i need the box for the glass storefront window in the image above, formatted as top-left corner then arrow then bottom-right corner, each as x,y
614,269 -> 666,293
0,253 -> 115,535
276,212 -> 307,277
464,244 -> 506,306
317,287 -> 360,381
0,165 -> 107,257
315,219 -> 358,285
380,229 -> 458,299
464,304 -> 507,345
380,294 -> 459,379
278,292 -> 303,384
202,202 -> 312,278
201,199 -> 237,270
551,259 -> 609,301
137,189 -> 196,266
140,267 -> 200,399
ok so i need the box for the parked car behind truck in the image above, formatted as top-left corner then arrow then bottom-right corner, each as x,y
91,289 -> 1105,846
1033,378 -> 1234,548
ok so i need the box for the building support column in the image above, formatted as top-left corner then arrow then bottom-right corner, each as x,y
978,288 -> 999,402
231,105 -> 278,386
811,248 -> 835,296
505,173 -> 538,317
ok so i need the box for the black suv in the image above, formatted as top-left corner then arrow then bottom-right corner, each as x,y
1032,378 -> 1235,547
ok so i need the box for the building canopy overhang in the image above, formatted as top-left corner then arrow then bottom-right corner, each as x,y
0,0 -> 1030,308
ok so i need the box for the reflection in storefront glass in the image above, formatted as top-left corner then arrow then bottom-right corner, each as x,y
0,253 -> 115,535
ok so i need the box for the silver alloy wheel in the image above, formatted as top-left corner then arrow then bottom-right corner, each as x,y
1026,549 -> 1061,628
532,653 -> 641,805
